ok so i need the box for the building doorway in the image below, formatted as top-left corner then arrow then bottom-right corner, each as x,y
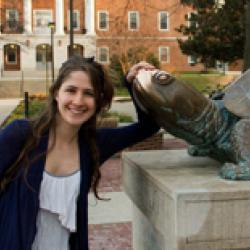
67,44 -> 84,58
36,44 -> 52,70
4,44 -> 20,70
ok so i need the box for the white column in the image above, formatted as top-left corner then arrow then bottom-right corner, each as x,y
23,0 -> 32,33
0,3 -> 1,35
85,0 -> 95,34
55,0 -> 64,35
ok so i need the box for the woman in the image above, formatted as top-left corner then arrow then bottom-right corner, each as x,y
0,56 -> 159,250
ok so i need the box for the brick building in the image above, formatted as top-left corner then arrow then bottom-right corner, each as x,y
0,0 -> 241,74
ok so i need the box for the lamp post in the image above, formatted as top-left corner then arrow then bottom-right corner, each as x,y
69,0 -> 74,57
45,44 -> 49,95
48,22 -> 55,83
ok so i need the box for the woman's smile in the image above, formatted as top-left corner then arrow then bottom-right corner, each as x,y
55,70 -> 96,128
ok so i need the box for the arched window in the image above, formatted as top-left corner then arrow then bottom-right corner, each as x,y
68,44 -> 84,58
4,43 -> 20,70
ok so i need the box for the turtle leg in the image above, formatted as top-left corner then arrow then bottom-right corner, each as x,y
220,161 -> 250,180
219,119 -> 250,180
188,145 -> 212,157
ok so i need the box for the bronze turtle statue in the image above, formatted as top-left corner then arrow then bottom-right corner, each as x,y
132,69 -> 250,180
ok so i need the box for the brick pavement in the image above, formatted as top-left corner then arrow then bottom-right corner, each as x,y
89,223 -> 132,250
88,138 -> 187,250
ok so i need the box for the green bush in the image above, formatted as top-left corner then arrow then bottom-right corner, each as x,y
177,73 -> 225,94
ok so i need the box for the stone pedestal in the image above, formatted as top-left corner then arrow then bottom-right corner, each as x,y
122,149 -> 250,250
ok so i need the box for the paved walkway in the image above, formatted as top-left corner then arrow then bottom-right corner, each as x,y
88,138 -> 188,250
110,100 -> 137,121
0,98 -> 21,126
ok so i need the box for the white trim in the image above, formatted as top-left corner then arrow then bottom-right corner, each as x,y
33,9 -> 53,34
97,10 -> 109,31
5,44 -> 18,65
158,11 -> 169,31
97,47 -> 109,63
67,10 -> 80,31
6,9 -> 19,29
187,13 -> 191,27
159,46 -> 170,63
187,12 -> 197,28
188,55 -> 197,65
216,60 -> 229,72
128,11 -> 139,31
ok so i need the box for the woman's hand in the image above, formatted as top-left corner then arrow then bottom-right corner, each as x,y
126,61 -> 155,83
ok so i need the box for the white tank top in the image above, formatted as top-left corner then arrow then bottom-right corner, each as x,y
32,170 -> 81,250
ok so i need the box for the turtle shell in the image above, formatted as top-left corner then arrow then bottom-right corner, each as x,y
224,69 -> 250,118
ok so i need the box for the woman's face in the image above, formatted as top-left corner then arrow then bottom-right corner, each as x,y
55,70 -> 96,128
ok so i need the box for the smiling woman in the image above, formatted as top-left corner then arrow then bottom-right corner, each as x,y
55,70 -> 96,128
0,56 -> 160,250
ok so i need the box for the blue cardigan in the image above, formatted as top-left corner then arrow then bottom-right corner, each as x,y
0,84 -> 159,250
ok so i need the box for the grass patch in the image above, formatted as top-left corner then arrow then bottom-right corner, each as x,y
114,73 -> 228,95
100,111 -> 133,123
114,87 -> 129,96
4,98 -> 133,126
4,99 -> 47,126
176,73 -> 226,94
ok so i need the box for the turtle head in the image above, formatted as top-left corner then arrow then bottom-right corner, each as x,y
132,69 -> 209,121
132,69 -> 175,110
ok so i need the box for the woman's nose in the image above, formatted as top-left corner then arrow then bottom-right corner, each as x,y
73,93 -> 84,105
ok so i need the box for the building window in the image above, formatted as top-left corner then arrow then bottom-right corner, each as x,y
187,12 -> 197,28
159,47 -> 170,63
98,11 -> 109,30
5,44 -> 18,64
98,47 -> 109,63
216,60 -> 228,71
33,9 -> 53,34
128,11 -> 139,30
6,9 -> 18,29
158,11 -> 169,31
188,55 -> 197,65
68,10 -> 80,30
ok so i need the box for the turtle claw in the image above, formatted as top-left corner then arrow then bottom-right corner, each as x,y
219,162 -> 250,180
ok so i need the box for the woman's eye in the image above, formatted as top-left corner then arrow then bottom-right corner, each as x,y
85,91 -> 95,97
66,88 -> 75,93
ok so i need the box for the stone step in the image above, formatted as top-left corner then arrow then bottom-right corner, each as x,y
123,149 -> 250,250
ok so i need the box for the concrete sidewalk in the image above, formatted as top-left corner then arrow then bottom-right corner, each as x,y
88,138 -> 188,250
0,98 -> 21,126
110,100 -> 137,121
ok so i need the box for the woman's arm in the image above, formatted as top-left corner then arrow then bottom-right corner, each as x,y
0,120 -> 29,177
97,62 -> 160,164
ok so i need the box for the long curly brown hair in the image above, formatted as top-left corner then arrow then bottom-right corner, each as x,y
0,56 -> 114,199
